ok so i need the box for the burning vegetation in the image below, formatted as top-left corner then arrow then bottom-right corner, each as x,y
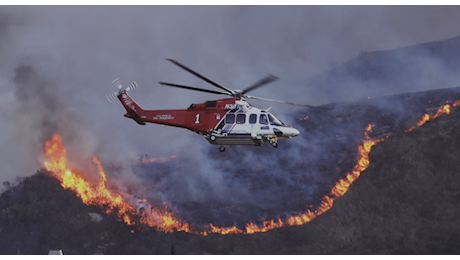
2,86 -> 460,254
43,134 -> 191,233
40,95 -> 460,236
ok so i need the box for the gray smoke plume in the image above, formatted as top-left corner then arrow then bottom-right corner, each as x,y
2,6 -> 460,228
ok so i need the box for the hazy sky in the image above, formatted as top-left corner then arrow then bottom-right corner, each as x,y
2,6 -> 460,185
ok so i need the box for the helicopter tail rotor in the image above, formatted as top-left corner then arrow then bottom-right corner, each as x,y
106,77 -> 139,103
112,77 -> 123,89
106,92 -> 118,103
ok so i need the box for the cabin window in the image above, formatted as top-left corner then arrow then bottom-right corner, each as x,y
249,114 -> 257,124
225,114 -> 235,124
260,114 -> 268,125
206,101 -> 217,107
236,114 -> 246,124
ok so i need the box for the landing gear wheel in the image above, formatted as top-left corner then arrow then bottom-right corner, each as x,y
219,146 -> 226,152
210,135 -> 217,141
272,142 -> 278,148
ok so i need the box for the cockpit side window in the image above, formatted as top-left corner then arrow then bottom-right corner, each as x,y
260,114 -> 268,125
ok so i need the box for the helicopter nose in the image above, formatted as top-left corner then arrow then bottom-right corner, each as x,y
292,128 -> 300,136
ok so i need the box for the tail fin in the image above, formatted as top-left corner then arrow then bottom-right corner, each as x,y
107,78 -> 146,125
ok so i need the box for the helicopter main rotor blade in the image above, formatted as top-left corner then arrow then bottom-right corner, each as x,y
245,95 -> 330,109
159,82 -> 232,96
166,59 -> 234,94
242,75 -> 279,95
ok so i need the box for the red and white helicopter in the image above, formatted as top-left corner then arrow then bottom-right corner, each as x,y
107,59 -> 325,152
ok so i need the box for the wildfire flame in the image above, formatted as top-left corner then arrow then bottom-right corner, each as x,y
43,134 -> 191,233
42,100 -> 459,235
405,101 -> 460,132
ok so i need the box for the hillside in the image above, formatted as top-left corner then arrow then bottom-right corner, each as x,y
2,86 -> 460,254
305,35 -> 460,103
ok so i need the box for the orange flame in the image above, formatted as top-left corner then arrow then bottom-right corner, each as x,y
43,134 -> 190,232
42,100 -> 459,235
40,124 -> 388,235
405,102 -> 459,132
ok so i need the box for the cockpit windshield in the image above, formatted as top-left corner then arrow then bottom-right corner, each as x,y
268,113 -> 285,126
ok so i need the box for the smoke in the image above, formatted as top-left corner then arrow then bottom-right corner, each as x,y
2,6 -> 460,227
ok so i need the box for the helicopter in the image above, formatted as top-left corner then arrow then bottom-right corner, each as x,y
107,59 -> 325,152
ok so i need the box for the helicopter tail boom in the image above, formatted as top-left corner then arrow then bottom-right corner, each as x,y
118,92 -> 198,129
118,92 -> 146,125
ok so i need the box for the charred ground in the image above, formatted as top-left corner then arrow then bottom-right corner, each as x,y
2,86 -> 460,254
115,85 -> 460,230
